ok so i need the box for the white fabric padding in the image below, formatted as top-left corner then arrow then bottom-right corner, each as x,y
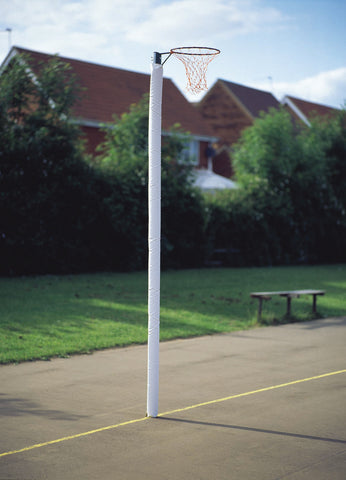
147,62 -> 163,418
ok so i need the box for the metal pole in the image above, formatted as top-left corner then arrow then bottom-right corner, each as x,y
147,53 -> 163,418
6,28 -> 12,51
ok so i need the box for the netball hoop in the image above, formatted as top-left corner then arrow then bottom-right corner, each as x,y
170,47 -> 221,94
147,47 -> 220,418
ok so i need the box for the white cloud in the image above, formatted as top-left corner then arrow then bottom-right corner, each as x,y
0,0 -> 286,72
271,68 -> 346,108
126,0 -> 287,47
0,0 -> 155,65
0,0 -> 288,62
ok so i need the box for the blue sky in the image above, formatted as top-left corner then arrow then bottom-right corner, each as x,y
1,0 -> 345,107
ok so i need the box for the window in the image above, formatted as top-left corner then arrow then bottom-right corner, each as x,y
179,139 -> 199,165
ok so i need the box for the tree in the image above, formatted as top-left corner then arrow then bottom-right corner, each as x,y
229,106 -> 346,263
303,108 -> 346,260
97,94 -> 206,268
0,53 -> 108,274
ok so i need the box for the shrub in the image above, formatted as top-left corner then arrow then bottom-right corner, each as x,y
97,94 -> 206,269
204,107 -> 346,266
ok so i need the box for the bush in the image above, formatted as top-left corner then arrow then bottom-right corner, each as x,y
0,56 -> 205,275
0,54 -> 97,274
204,107 -> 346,266
2,53 -> 344,275
97,94 -> 206,270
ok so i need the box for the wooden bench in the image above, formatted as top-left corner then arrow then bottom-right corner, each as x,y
250,290 -> 325,321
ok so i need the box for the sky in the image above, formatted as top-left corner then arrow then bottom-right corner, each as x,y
1,0 -> 345,108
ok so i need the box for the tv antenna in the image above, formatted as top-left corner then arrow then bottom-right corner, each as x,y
1,28 -> 12,51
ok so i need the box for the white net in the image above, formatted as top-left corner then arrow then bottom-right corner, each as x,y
170,47 -> 220,94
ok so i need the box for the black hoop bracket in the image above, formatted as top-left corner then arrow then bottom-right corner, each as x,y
153,51 -> 172,65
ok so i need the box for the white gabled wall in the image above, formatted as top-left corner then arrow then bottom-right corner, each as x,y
281,95 -> 311,127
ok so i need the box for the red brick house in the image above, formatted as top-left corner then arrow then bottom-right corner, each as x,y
195,79 -> 280,178
282,95 -> 339,127
2,46 -> 217,171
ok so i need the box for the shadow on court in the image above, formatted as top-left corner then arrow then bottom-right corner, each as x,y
158,417 -> 346,445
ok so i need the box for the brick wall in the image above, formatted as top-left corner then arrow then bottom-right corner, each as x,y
195,82 -> 253,178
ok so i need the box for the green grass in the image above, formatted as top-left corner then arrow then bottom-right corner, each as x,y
0,264 -> 345,364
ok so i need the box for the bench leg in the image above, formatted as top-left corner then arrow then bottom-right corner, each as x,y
286,296 -> 292,316
312,294 -> 317,314
257,298 -> 263,322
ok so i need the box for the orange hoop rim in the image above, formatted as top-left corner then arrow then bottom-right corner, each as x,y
170,46 -> 220,56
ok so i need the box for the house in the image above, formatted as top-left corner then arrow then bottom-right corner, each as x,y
282,95 -> 339,127
195,79 -> 281,178
1,46 -> 217,174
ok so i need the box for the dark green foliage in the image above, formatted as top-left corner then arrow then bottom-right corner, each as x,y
1,53 -> 344,275
205,107 -> 346,266
0,55 -> 123,274
97,94 -> 206,269
0,57 -> 204,275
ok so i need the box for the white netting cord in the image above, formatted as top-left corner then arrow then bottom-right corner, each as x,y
171,47 -> 219,94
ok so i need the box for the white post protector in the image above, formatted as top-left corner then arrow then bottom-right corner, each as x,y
147,60 -> 163,418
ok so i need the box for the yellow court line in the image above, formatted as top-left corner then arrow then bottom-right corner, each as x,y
1,369 -> 345,458
157,369 -> 346,417
0,417 -> 148,458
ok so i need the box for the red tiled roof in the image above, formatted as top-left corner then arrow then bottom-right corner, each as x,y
11,47 -> 215,138
284,95 -> 338,120
221,79 -> 280,118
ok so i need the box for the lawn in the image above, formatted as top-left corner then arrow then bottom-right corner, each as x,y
0,264 -> 345,364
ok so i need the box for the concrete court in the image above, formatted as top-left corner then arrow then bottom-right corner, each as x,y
0,317 -> 345,480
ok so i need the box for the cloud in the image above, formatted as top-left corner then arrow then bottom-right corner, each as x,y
0,0 -> 155,65
271,68 -> 346,108
1,0 -> 288,62
2,0 -> 154,40
0,0 -> 287,74
126,0 -> 287,47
